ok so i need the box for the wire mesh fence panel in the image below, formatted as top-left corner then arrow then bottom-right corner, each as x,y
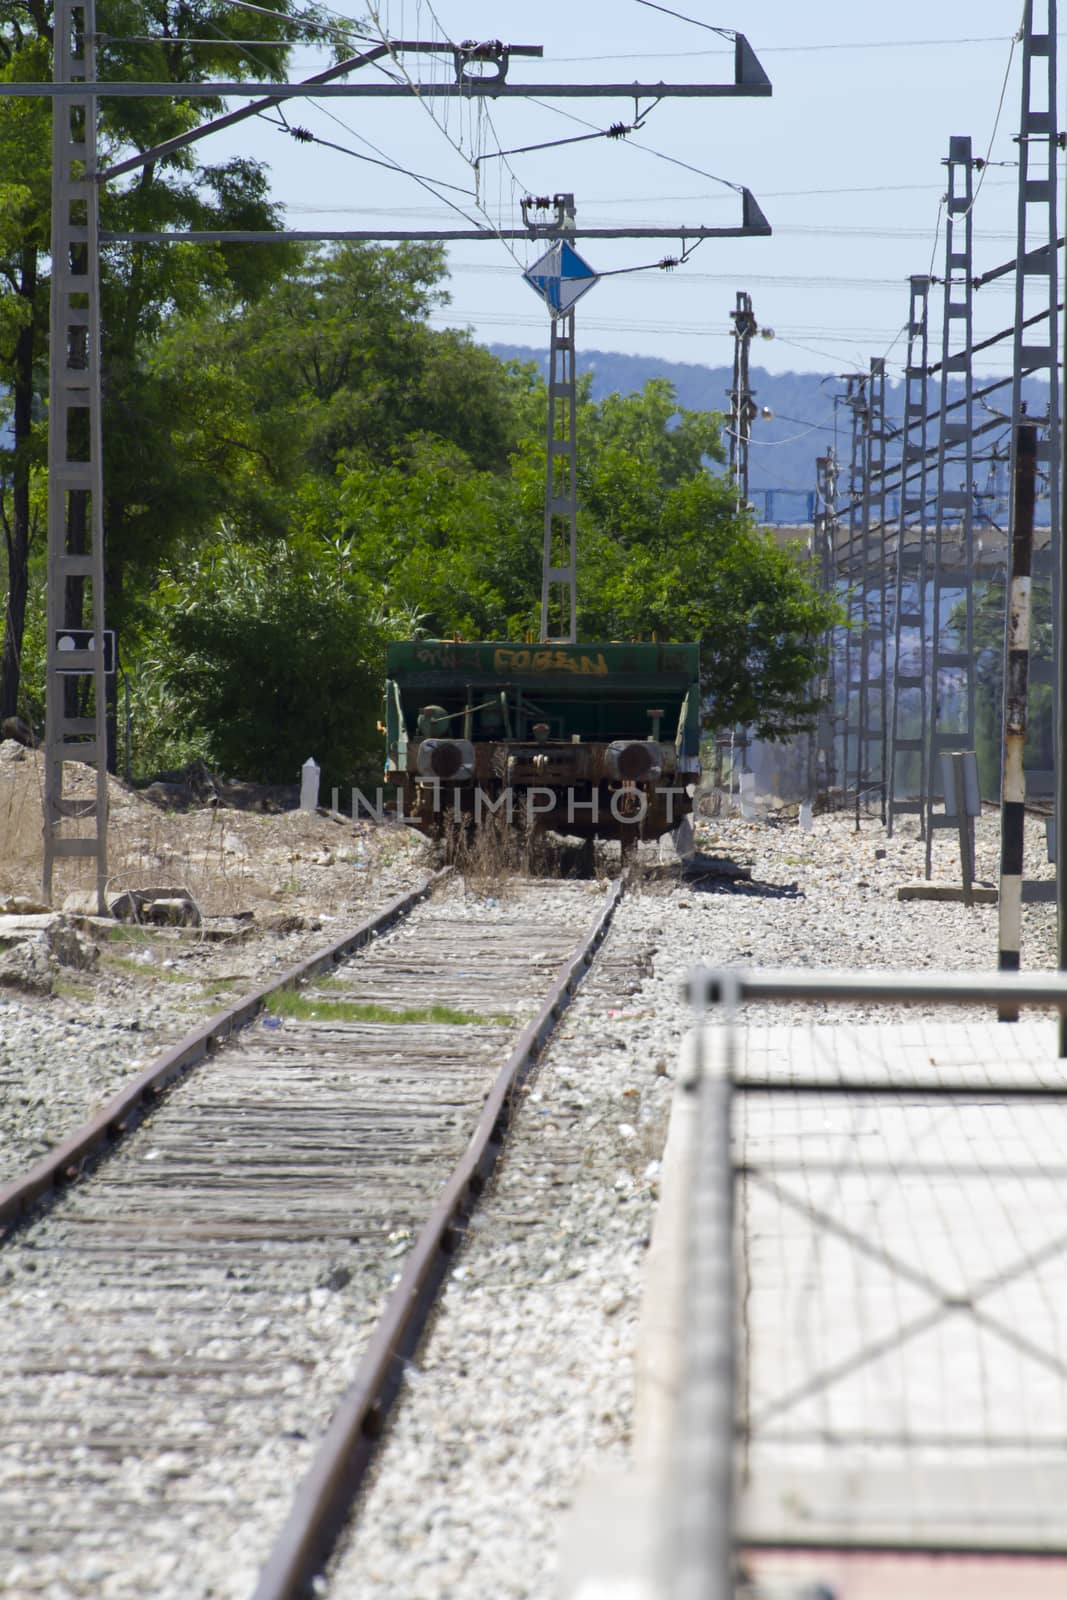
721,1017 -> 1067,1555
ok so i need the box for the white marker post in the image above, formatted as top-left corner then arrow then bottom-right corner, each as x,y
300,757 -> 320,813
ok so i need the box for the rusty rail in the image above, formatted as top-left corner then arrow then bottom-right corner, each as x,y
251,874 -> 626,1600
0,870 -> 450,1233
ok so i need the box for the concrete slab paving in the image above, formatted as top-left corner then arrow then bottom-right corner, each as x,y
721,1019 -> 1067,1556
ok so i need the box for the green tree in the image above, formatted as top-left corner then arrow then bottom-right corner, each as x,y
0,0 -> 307,725
151,242 -> 526,492
507,379 -> 840,736
127,256 -> 838,773
141,534 -> 381,785
0,31 -> 51,722
125,246 -> 538,774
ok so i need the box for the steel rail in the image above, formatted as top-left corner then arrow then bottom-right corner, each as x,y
251,874 -> 626,1600
0,869 -> 450,1234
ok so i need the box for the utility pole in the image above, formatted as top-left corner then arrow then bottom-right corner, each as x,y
526,194 -> 584,646
862,356 -> 889,824
728,292 -> 759,509
814,7 -> 1059,869
43,0 -> 108,911
1009,0 -> 1060,808
924,136 -> 978,877
887,276 -> 932,836
841,371 -> 869,810
838,362 -> 890,825
813,448 -> 839,798
541,309 -> 579,643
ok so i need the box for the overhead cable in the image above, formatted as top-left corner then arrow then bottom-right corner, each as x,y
632,1 -> 734,38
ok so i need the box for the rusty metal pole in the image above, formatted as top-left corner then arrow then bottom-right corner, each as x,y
1000,422 -> 1037,1023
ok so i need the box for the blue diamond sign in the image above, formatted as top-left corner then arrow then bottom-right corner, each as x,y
523,241 -> 599,314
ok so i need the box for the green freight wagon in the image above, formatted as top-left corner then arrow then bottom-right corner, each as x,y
384,639 -> 701,845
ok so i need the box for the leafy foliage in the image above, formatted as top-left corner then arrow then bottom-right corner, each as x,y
121,245 -> 840,776
0,0 -> 301,718
142,537 -> 381,785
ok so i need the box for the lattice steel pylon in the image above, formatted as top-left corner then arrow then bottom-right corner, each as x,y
840,372 -> 869,806
887,275 -> 933,836
728,291 -> 759,509
924,136 -> 978,876
540,309 -> 578,643
863,356 -> 890,823
43,0 -> 108,910
813,449 -> 839,797
1007,0 -> 1059,802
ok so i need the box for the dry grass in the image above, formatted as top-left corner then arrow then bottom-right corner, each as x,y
0,748 -> 431,917
441,812 -> 535,895
0,752 -> 48,901
440,812 -> 607,893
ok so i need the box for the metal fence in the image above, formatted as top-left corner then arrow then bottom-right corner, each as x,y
668,967 -> 1067,1599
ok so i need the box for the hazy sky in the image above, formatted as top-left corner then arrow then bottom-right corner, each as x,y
202,2 -> 1050,379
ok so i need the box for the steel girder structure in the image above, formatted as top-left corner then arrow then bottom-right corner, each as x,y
838,364 -> 889,817
541,311 -> 579,644
1007,0 -> 1059,803
728,292 -> 759,510
923,137 -> 979,875
865,357 -> 890,825
839,374 -> 869,805
886,276 -> 933,837
809,9 -> 1058,855
813,449 -> 840,798
43,0 -> 108,908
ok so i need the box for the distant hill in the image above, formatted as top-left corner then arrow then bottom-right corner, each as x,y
487,343 -> 1051,527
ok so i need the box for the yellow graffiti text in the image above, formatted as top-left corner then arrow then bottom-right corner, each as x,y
493,648 -> 608,677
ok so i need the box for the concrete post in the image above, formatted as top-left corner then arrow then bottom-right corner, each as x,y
300,757 -> 320,812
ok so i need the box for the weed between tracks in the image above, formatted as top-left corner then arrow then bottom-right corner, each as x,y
267,990 -> 513,1027
440,812 -> 605,888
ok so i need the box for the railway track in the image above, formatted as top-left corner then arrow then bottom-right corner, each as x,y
0,872 -> 623,1599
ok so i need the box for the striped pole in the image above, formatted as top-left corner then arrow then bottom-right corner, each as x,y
999,421 -> 1038,1020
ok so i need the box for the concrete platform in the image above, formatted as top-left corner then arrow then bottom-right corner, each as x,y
567,1017 -> 1067,1597
724,1019 -> 1067,1558
896,880 -> 1056,904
